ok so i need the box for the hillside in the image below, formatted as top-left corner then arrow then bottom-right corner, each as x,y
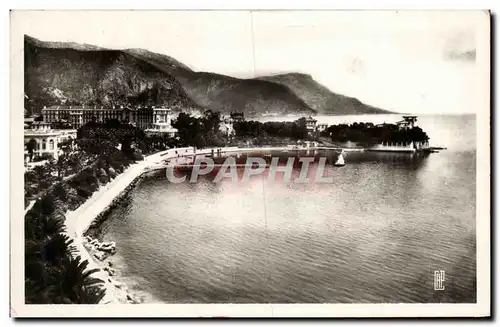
171,72 -> 315,117
125,50 -> 316,116
25,35 -> 392,117
25,36 -> 315,117
24,36 -> 201,115
125,48 -> 193,74
258,73 -> 393,115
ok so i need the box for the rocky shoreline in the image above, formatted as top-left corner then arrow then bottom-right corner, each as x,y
64,149 -> 174,304
81,172 -> 149,304
82,235 -> 143,304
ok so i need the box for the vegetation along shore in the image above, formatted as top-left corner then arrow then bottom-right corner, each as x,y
24,110 -> 436,303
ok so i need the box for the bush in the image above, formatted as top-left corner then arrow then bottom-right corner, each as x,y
52,184 -> 68,202
132,152 -> 143,161
32,153 -> 53,162
108,167 -> 116,177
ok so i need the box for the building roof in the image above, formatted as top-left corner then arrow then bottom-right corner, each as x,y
43,105 -> 171,111
24,129 -> 77,137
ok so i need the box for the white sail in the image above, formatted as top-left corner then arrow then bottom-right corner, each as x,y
335,153 -> 345,166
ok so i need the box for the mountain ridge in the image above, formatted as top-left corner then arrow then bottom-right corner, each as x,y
257,73 -> 393,115
24,37 -> 200,115
24,35 -> 394,117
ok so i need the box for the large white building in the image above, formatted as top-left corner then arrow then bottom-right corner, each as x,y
396,115 -> 418,130
42,105 -> 176,130
24,122 -> 77,162
219,115 -> 235,137
305,116 -> 318,131
144,107 -> 178,137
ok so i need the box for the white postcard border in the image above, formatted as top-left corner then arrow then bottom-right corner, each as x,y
9,9 -> 491,318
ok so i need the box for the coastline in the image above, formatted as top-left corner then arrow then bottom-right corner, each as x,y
64,149 -> 173,304
64,161 -> 149,303
61,143 -> 433,304
64,146 -> 318,303
60,143 -> 440,304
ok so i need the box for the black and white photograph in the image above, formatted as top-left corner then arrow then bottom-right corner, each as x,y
10,9 -> 490,317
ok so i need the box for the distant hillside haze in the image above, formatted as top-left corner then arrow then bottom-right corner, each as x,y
258,73 -> 392,115
24,35 -> 393,116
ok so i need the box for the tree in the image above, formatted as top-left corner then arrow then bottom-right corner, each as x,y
121,136 -> 134,158
58,138 -> 74,154
172,113 -> 203,146
55,255 -> 106,303
32,164 -> 55,190
105,118 -> 121,129
26,139 -> 37,162
54,154 -> 69,179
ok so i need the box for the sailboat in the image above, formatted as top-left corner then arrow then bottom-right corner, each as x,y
335,151 -> 345,167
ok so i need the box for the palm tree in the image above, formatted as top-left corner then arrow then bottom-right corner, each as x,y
43,234 -> 76,265
60,255 -> 105,302
72,285 -> 106,304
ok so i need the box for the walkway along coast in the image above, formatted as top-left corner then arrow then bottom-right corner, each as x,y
64,146 -> 326,303
60,141 -> 442,303
61,142 -> 436,303
64,151 -> 167,303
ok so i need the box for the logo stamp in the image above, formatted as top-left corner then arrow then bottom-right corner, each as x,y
434,270 -> 445,291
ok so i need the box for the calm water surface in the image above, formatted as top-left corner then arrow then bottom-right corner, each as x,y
94,114 -> 476,303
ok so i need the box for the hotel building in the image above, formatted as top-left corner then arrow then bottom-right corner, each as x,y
41,105 -> 175,130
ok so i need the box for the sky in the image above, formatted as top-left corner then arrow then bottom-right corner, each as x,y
18,10 -> 488,114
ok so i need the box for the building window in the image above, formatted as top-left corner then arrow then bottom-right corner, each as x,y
49,139 -> 54,151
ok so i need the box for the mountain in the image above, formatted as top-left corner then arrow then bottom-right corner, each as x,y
124,49 -> 315,117
133,51 -> 391,115
24,35 -> 200,115
25,35 -> 392,117
25,36 -> 315,117
257,73 -> 393,115
125,48 -> 194,74
172,72 -> 317,117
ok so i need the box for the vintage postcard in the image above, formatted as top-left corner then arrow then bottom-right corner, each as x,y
10,10 -> 490,317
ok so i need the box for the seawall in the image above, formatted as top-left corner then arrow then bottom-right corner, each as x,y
62,146 -> 264,303
64,148 -> 185,304
63,145 -> 349,303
